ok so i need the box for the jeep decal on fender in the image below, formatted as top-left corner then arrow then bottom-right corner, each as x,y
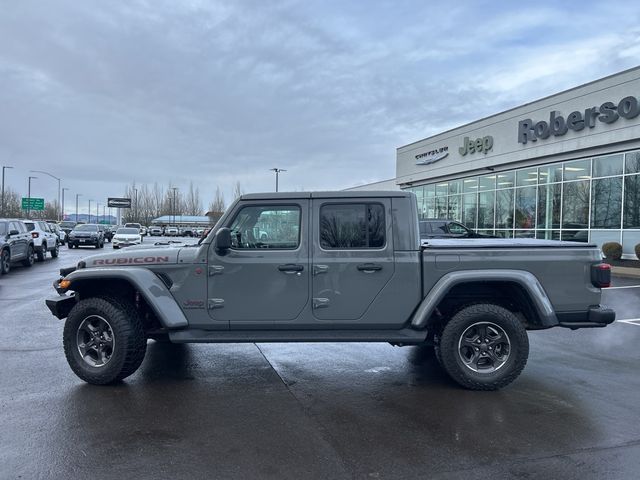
92,256 -> 170,265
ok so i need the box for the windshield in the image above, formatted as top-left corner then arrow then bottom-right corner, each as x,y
0,222 -> 6,235
124,223 -> 141,228
116,228 -> 138,235
60,222 -> 76,228
74,225 -> 98,232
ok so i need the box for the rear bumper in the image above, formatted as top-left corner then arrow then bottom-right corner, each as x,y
46,294 -> 76,319
557,305 -> 616,329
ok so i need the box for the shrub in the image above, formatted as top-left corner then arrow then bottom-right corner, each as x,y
602,242 -> 622,261
635,243 -> 640,260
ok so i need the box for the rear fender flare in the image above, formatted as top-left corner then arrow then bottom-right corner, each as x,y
411,269 -> 557,329
64,267 -> 188,329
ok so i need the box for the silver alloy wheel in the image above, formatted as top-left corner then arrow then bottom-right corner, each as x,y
457,321 -> 511,373
76,315 -> 115,367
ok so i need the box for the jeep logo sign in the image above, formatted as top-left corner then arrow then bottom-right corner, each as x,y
459,136 -> 493,156
518,96 -> 640,144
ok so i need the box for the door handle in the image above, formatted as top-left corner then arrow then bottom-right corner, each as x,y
278,264 -> 304,274
357,263 -> 382,273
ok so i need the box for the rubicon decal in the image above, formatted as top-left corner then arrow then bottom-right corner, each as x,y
92,256 -> 170,265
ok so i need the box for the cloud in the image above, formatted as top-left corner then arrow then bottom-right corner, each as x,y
0,0 -> 639,210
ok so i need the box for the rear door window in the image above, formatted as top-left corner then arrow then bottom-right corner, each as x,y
320,203 -> 385,249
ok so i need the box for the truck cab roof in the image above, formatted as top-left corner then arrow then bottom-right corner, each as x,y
240,191 -> 413,201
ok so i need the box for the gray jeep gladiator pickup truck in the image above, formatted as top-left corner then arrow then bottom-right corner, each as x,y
46,191 -> 615,390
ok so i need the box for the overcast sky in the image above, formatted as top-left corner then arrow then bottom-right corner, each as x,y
1,0 -> 640,215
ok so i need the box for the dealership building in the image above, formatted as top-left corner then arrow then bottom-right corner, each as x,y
352,67 -> 640,256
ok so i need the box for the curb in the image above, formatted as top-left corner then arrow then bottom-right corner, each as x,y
611,266 -> 640,278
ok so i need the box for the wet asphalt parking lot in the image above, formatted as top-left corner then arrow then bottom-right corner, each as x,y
1,239 -> 640,480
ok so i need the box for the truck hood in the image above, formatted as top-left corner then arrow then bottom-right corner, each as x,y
83,245 -> 182,267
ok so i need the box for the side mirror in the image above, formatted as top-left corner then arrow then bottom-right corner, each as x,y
9,229 -> 19,236
214,228 -> 232,252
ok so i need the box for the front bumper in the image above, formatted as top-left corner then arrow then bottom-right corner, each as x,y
46,293 -> 76,319
557,305 -> 616,329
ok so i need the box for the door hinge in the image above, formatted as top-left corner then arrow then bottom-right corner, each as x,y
313,297 -> 330,309
208,298 -> 225,309
313,264 -> 329,276
208,265 -> 224,276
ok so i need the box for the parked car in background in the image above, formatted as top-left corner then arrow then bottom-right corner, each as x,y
165,226 -> 179,236
67,224 -> 104,249
140,226 -> 148,236
58,221 -> 77,237
182,227 -> 195,237
47,222 -> 67,245
124,222 -> 142,233
102,225 -> 115,242
419,219 -> 494,240
23,220 -> 59,261
149,226 -> 163,236
0,219 -> 36,274
112,227 -> 143,249
196,228 -> 205,237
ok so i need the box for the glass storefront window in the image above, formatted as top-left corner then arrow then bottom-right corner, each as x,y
424,197 -> 436,219
591,177 -> 622,228
435,196 -> 447,218
593,154 -> 623,178
435,182 -> 448,196
448,180 -> 462,195
424,184 -> 435,197
496,171 -> 514,189
448,195 -> 462,221
561,230 -> 589,242
495,189 -> 514,229
463,177 -> 478,193
413,186 -> 425,219
478,192 -> 495,229
462,193 -> 478,229
515,230 -> 535,238
479,174 -> 496,191
562,180 -> 590,229
516,168 -> 538,187
624,174 -> 640,228
563,159 -> 591,181
494,230 -> 514,238
537,183 -> 561,230
538,164 -> 562,184
515,186 -> 536,228
625,151 -> 640,174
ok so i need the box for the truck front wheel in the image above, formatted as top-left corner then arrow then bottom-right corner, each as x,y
439,303 -> 529,390
63,297 -> 147,385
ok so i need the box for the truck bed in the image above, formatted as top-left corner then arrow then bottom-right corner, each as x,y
421,238 -> 594,249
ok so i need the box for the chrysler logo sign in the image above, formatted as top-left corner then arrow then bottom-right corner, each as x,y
415,146 -> 448,165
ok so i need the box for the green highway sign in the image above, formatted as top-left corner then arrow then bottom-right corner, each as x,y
21,197 -> 45,211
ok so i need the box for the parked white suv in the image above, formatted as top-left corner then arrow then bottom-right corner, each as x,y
23,220 -> 59,261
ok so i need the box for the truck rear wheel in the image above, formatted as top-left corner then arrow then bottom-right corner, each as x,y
439,303 -> 529,390
63,297 -> 147,385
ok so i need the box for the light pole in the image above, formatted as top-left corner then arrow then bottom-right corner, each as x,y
96,202 -> 100,224
1,165 -> 13,217
88,199 -> 93,224
270,168 -> 287,192
75,194 -> 82,222
27,176 -> 37,219
171,187 -> 178,225
133,187 -> 138,223
61,188 -> 69,221
102,205 -> 106,224
30,170 -> 61,221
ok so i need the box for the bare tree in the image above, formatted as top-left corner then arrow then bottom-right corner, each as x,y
233,181 -> 243,200
185,181 -> 203,215
1,188 -> 21,218
209,186 -> 225,213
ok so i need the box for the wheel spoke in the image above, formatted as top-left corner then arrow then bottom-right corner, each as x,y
458,321 -> 511,374
76,315 -> 115,368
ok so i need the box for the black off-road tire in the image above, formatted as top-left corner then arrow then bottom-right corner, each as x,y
51,242 -> 59,258
439,303 -> 529,391
68,243 -> 74,249
63,297 -> 147,385
21,245 -> 35,267
1,248 -> 10,274
37,244 -> 46,261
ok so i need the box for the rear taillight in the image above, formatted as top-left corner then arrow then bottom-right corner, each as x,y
591,263 -> 611,288
31,232 -> 39,238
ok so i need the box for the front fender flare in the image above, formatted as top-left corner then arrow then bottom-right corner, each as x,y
411,269 -> 558,329
64,267 -> 188,329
